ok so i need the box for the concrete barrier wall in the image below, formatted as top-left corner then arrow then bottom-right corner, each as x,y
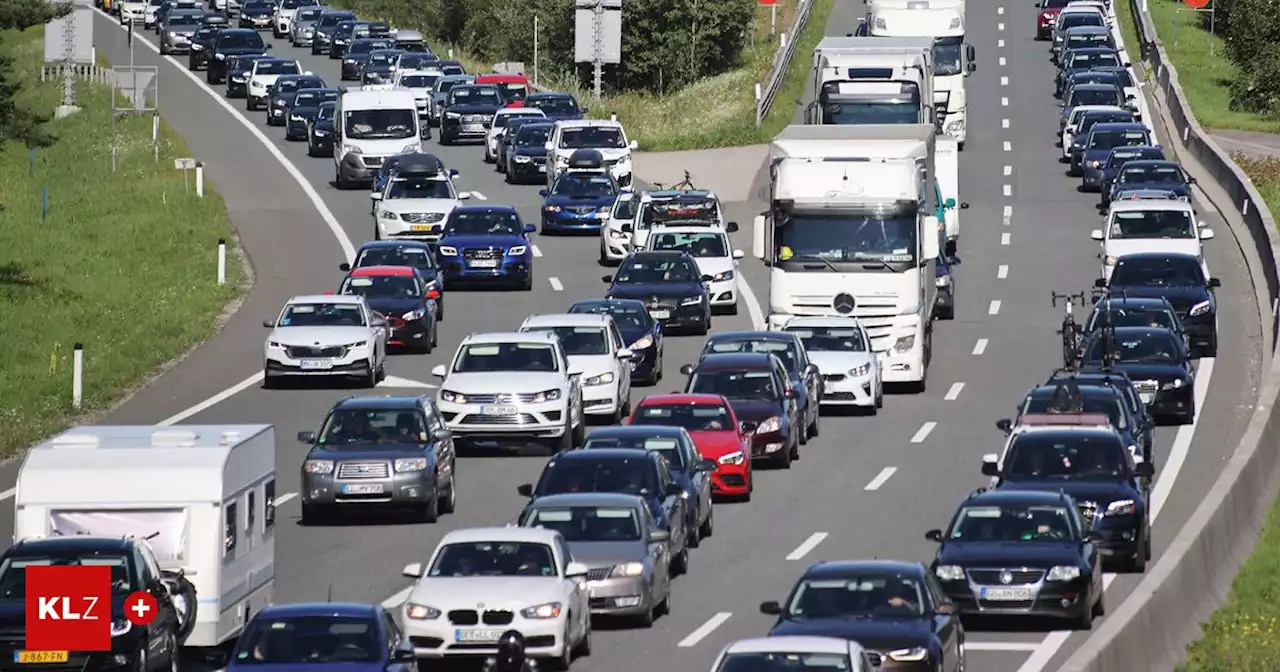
1057,1 -> 1280,670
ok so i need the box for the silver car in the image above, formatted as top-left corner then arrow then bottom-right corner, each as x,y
518,492 -> 673,627
427,74 -> 474,127
157,8 -> 202,54
290,5 -> 325,47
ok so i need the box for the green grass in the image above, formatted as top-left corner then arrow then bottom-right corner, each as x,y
0,26 -> 244,456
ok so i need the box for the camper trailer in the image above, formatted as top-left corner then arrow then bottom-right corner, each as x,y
13,425 -> 276,650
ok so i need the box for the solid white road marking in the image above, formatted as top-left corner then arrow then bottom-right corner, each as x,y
377,376 -> 436,389
944,382 -> 964,400
910,422 -> 936,444
549,277 -> 564,291
1001,232 -> 1012,245
786,532 -> 829,560
864,468 -> 897,491
972,338 -> 988,355
679,612 -> 733,648
275,492 -> 298,506
989,300 -> 1002,315
0,488 -> 14,502
469,191 -> 487,201
999,56 -> 1007,66
1003,184 -> 1012,197
532,245 -> 543,258
737,276 -> 767,330
1001,76 -> 1009,86
1003,140 -> 1012,151
997,264 -> 1009,279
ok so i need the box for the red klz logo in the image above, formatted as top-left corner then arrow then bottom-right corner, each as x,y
25,565 -> 111,651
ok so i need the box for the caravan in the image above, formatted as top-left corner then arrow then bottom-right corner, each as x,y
13,425 -> 276,650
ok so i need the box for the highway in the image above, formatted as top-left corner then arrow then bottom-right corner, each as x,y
4,1 -> 1263,670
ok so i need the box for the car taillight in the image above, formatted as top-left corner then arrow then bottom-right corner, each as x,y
426,289 -> 440,299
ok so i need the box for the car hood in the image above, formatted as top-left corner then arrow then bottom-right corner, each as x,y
348,138 -> 421,156
219,46 -> 267,57
545,194 -> 615,209
1114,183 -> 1191,197
997,480 -> 1139,504
807,350 -> 876,374
566,354 -> 616,377
723,399 -> 786,423
380,198 -> 459,214
268,326 -> 371,346
290,105 -> 322,119
362,297 -> 425,316
1083,148 -> 1116,163
687,431 -> 747,459
315,119 -> 335,132
1106,283 -> 1210,312
617,325 -> 653,346
565,540 -> 647,567
242,8 -> 271,17
309,444 -> 428,461
768,617 -> 933,653
251,73 -> 287,86
408,577 -> 565,607
513,146 -> 549,158
691,257 -> 733,277
438,234 -> 526,248
442,372 -> 565,392
448,103 -> 503,115
607,282 -> 703,299
1106,362 -> 1191,382
936,540 -> 1083,567
271,92 -> 298,106
1104,239 -> 1201,261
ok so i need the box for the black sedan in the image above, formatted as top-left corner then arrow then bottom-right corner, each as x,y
306,101 -> 337,156
927,488 -> 1104,629
1098,147 -> 1166,208
336,265 -> 439,353
360,48 -> 403,85
1009,381 -> 1153,465
264,74 -> 325,126
603,251 -> 711,335
1098,252 -> 1220,357
204,28 -> 268,85
1108,160 -> 1195,204
1083,294 -> 1189,351
503,121 -> 553,184
1066,109 -> 1136,173
1081,324 -> 1196,422
569,298 -> 664,385
237,0 -> 273,30
284,87 -> 339,141
341,239 -> 445,321
186,24 -> 222,70
496,116 -> 543,174
223,53 -> 269,98
700,331 -> 822,445
681,352 -> 801,468
760,560 -> 965,672
340,37 -> 394,80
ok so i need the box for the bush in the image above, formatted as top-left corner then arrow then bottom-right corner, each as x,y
1223,0 -> 1280,116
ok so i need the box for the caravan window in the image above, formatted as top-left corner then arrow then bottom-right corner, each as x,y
225,502 -> 238,557
247,491 -> 256,533
265,480 -> 277,530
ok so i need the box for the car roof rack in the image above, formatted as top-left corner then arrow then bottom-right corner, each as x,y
395,154 -> 445,176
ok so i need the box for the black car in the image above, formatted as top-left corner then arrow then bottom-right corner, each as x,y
926,488 -> 1105,628
1098,252 -> 1220,357
1047,367 -> 1157,451
327,19 -> 358,58
0,537 -> 182,670
340,37 -> 394,80
981,419 -> 1154,571
437,58 -> 466,76
681,352 -> 801,468
214,603 -> 416,671
237,0 -> 272,29
1083,294 -> 1188,349
351,19 -> 392,40
1055,47 -> 1123,96
524,91 -> 586,121
1006,381 -> 1153,464
341,239 -> 445,320
336,267 -> 439,353
603,250 -> 711,335
1109,160 -> 1195,204
1081,324 -> 1196,422
759,560 -> 965,672
284,87 -> 340,140
438,84 -> 506,145
306,100 -> 337,156
205,28 -> 267,85
503,120 -> 553,184
309,9 -> 354,56
1058,70 -> 1123,102
1066,109 -> 1136,173
516,448 -> 691,573
496,116 -> 541,173
187,23 -> 223,70
700,331 -> 822,445
223,53 -> 270,97
265,74 -> 325,126
360,48 -> 403,85
296,394 -> 457,524
1062,83 -> 1124,122
569,298 -> 664,384
1098,146 -> 1166,207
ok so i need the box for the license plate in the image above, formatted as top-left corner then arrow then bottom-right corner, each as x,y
463,124 -> 484,132
469,259 -> 499,268
300,359 -> 333,370
341,483 -> 384,495
411,224 -> 434,231
480,405 -> 518,416
1139,393 -> 1155,404
650,310 -> 671,319
15,652 -> 69,664
537,165 -> 546,172
455,628 -> 504,643
980,587 -> 1033,601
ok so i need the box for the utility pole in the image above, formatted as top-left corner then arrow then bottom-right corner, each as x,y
574,0 -> 622,102
592,0 -> 604,99
533,14 -> 539,87
61,6 -> 75,108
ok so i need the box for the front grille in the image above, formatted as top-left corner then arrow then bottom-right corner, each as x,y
362,156 -> 384,167
482,610 -> 514,625
448,610 -> 478,625
462,114 -> 488,124
1134,380 -> 1158,395
285,345 -> 347,359
977,598 -> 1036,610
463,247 -> 501,260
585,567 -> 613,581
648,297 -> 679,310
1078,500 -> 1100,525
402,212 -> 445,224
455,392 -> 547,404
568,206 -> 598,215
336,461 -> 390,479
823,374 -> 847,382
966,569 -> 1045,585
459,414 -> 539,425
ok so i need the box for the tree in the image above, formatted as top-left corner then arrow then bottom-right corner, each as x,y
0,0 -> 73,147
1223,0 -> 1280,116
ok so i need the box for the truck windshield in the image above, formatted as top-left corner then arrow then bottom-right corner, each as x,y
933,36 -> 963,76
820,81 -> 920,124
776,207 -> 919,269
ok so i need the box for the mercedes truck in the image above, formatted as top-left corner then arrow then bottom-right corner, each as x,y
806,36 -> 936,127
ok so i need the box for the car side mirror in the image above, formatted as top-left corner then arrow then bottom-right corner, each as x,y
544,141 -> 554,151
539,189 -> 549,197
1208,277 -> 1221,288
1094,277 -> 1107,288
524,223 -> 537,233
732,249 -> 745,260
784,388 -> 797,399
339,262 -> 352,271
391,648 -> 416,663
696,458 -> 716,472
458,192 -> 473,200
431,429 -> 452,442
517,483 -> 534,498
565,561 -> 589,578
621,223 -> 633,233
616,348 -> 633,360
1200,228 -> 1215,240
628,140 -> 639,150
1135,462 -> 1155,478
759,600 -> 783,616
296,431 -> 317,443
981,460 -> 1000,477
648,529 -> 670,542
262,319 -> 275,328
725,221 -> 739,233
370,192 -> 383,200
925,529 -> 944,542
936,603 -> 957,614
1188,177 -> 1197,184
431,364 -> 447,378
264,43 -> 272,50
602,274 -> 614,283
1090,229 -> 1104,241
401,562 -> 424,578
995,418 -> 1012,433
665,483 -> 684,497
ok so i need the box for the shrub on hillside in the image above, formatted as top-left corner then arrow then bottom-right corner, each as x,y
1223,0 -> 1280,116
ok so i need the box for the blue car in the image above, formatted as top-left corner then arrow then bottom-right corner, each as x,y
284,86 -> 340,141
539,168 -> 620,234
1079,122 -> 1152,192
1109,160 -> 1194,205
341,239 -> 445,320
1099,146 -> 1166,208
217,602 -> 416,672
435,205 -> 536,289
524,91 -> 586,121
570,297 -> 665,384
935,255 -> 955,320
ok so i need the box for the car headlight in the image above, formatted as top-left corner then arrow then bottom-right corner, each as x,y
508,245 -> 527,256
405,603 -> 441,620
342,144 -> 363,155
402,309 -> 425,321
344,58 -> 357,64
848,363 -> 872,377
680,295 -> 703,306
1189,299 -> 1214,317
1161,378 -> 1185,391
520,602 -> 563,619
1046,565 -> 1081,581
935,565 -> 964,581
440,390 -> 466,403
167,31 -> 177,38
557,154 -> 570,164
584,371 -> 615,386
290,114 -> 305,122
514,155 -> 531,163
111,618 -> 131,637
712,270 -> 734,282
874,17 -> 886,29
610,562 -> 644,577
401,143 -> 420,153
755,416 -> 781,434
894,335 -> 915,353
230,75 -> 246,83
436,245 -> 458,256
609,228 -> 628,240
347,341 -> 367,349
532,388 -> 562,402
214,53 -> 225,59
717,450 -> 745,466
629,334 -> 654,350
192,43 -> 203,50
544,205 -> 562,213
267,340 -> 284,349
445,111 -> 461,119
304,460 -> 334,474
888,647 -> 928,662
314,130 -> 328,137
1104,255 -> 1118,266
1090,160 -> 1102,168
945,119 -> 964,135
936,274 -> 951,288
395,457 -> 429,472
949,16 -> 962,28
1106,499 -> 1136,515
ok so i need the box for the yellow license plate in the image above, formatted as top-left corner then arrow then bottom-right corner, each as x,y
16,651 -> 69,664
411,224 -> 435,231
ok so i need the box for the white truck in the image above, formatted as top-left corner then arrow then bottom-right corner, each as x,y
752,125 -> 946,391
806,36 -> 936,128
13,424 -> 277,651
861,0 -> 977,147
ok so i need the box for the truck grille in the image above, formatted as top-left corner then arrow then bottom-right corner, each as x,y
966,569 -> 1045,585
459,414 -> 538,425
402,212 -> 445,223
286,345 -> 347,359
361,156 -> 384,167
336,461 -> 390,479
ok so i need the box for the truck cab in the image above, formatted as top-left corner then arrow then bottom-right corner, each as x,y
807,36 -> 936,128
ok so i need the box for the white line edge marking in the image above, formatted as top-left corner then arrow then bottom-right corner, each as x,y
944,382 -> 964,400
785,532 -> 829,561
549,277 -> 564,291
998,39 -> 1006,48
998,22 -> 1005,30
864,467 -> 897,491
997,6 -> 1005,14
972,338 -> 988,355
678,612 -> 733,648
909,421 -> 936,443
1001,232 -> 1012,245
0,488 -> 14,502
381,586 -> 413,609
988,300 -> 1002,315
997,264 -> 1009,279
532,245 -> 543,258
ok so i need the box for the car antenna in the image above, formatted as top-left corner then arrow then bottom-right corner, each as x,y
327,585 -> 333,603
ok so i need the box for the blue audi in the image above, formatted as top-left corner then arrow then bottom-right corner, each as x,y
435,205 -> 536,290
539,161 -> 620,234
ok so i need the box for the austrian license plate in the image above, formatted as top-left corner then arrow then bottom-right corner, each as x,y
980,586 -> 1033,601
463,123 -> 484,132
469,259 -> 499,268
1139,392 -> 1155,404
650,310 -> 671,319
300,359 -> 333,370
455,628 -> 504,643
15,652 -> 69,664
480,405 -> 518,416
341,483 -> 384,495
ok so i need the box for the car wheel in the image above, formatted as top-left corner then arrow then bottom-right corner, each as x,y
132,644 -> 147,672
874,382 -> 884,411
522,272 -> 533,291
808,409 -> 820,438
637,599 -> 656,628
504,165 -> 514,184
361,360 -> 377,388
300,503 -> 329,525
574,613 -> 592,657
1199,336 -> 1218,358
655,583 -> 671,617
673,544 -> 690,575
438,472 -> 456,514
554,427 -> 574,454
699,504 -> 714,538
790,431 -> 801,461
599,240 -> 609,266
415,486 -> 439,523
686,515 -> 700,549
777,438 -> 793,469
1129,534 -> 1147,573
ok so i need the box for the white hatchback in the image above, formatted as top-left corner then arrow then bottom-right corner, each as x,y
782,316 -> 883,410
644,225 -> 743,314
485,108 -> 546,163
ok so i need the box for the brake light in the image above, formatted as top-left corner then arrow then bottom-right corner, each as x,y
426,289 -> 440,299
323,291 -> 334,295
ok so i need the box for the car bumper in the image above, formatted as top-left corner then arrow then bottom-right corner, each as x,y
438,259 -> 530,282
581,385 -> 620,416
586,576 -> 651,615
268,105 -> 288,122
302,471 -> 436,507
602,230 -> 631,259
878,340 -> 926,384
543,213 -> 607,231
265,354 -> 369,377
389,319 -> 432,347
441,120 -> 490,139
226,79 -> 248,95
0,643 -> 145,671
1148,384 -> 1194,416
1081,166 -> 1104,189
645,303 -> 707,330
818,372 -> 877,406
710,462 -> 750,496
509,159 -> 548,181
163,39 -> 192,53
339,154 -> 379,183
406,616 -> 568,659
1181,314 -> 1216,348
939,578 -> 1094,619
707,279 -> 736,307
1094,519 -> 1144,559
627,345 -> 660,378
340,62 -> 360,78
439,402 -> 570,439
293,32 -> 313,45
748,430 -> 788,459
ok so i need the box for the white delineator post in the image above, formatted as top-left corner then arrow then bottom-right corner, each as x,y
72,342 -> 84,409
217,238 -> 227,285
195,161 -> 205,198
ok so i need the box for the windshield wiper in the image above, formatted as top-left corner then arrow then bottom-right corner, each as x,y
787,254 -> 840,272
856,257 -> 901,272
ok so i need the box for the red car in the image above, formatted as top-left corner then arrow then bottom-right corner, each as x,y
475,73 -> 531,107
627,393 -> 754,501
1035,0 -> 1071,40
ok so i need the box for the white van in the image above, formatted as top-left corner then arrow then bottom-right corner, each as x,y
334,89 -> 424,189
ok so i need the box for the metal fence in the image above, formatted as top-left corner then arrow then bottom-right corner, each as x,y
756,0 -> 816,126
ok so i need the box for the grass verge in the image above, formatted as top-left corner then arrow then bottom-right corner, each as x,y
0,26 -> 244,457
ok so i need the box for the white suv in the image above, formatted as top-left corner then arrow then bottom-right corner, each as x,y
546,119 -> 638,188
262,294 -> 389,388
519,313 -> 634,423
373,161 -> 472,242
1092,199 -> 1213,281
644,224 -> 743,314
432,332 -> 586,451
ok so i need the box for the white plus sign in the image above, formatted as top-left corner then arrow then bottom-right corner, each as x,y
131,599 -> 151,619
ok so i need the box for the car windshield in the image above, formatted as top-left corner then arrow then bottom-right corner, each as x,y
560,126 -> 626,149
783,326 -> 870,353
715,652 -> 853,672
615,257 -> 697,283
453,343 -> 558,372
552,173 -> 615,198
1023,393 -> 1126,430
785,574 -> 926,618
449,86 -> 502,106
1089,129 -> 1150,150
318,13 -> 352,27
1068,51 -> 1119,69
169,14 -> 199,25
538,458 -> 658,497
649,231 -> 727,257
1069,87 -> 1121,107
705,339 -> 797,373
296,8 -> 321,20
1067,34 -> 1110,47
388,175 -> 452,199
428,542 -> 556,578
523,506 -> 642,542
369,51 -> 397,65
219,32 -> 265,49
1084,330 -> 1182,363
318,103 -> 335,121
497,82 -> 528,100
1110,256 -> 1205,286
528,96 -> 579,115
234,616 -> 379,665
517,125 -> 551,146
444,209 -> 522,235
525,326 -> 608,356
1062,12 -> 1104,28
354,246 -> 435,270
612,196 -> 637,219
632,404 -> 734,432
441,64 -> 465,75
398,54 -> 436,68
1005,433 -> 1129,479
640,198 -> 719,227
494,112 -> 541,127
256,60 -> 300,75
0,554 -> 135,599
948,505 -> 1078,541
1098,68 -> 1135,86
569,302 -> 651,330
277,302 -> 365,327
317,408 -> 428,445
1090,305 -> 1178,331
274,79 -> 308,93
294,90 -> 336,106
339,274 -> 420,299
689,370 -> 779,401
1105,150 -> 1159,168
344,108 -> 416,140
1109,210 -> 1195,239
399,74 -> 436,88
244,1 -> 270,10
1078,114 -> 1132,138
582,435 -> 685,468
1119,165 -> 1186,184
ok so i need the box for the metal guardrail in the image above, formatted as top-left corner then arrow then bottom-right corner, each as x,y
756,0 -> 816,126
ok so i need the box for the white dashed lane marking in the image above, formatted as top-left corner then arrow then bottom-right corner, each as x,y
1003,184 -> 1012,197
1003,140 -> 1012,152
469,191 -> 488,201
549,277 -> 564,291
1001,97 -> 1009,106
532,245 -> 543,258
786,533 -> 829,561
1000,76 -> 1009,86
864,468 -> 897,491
679,613 -> 733,648
998,38 -> 1006,48
998,264 -> 1009,279
910,422 -> 936,444
1003,164 -> 1012,175
1002,119 -> 1010,129
1001,232 -> 1012,245
944,382 -> 965,401
989,300 -> 1002,316
998,22 -> 1005,30
997,6 -> 1005,14
973,338 -> 989,355
999,56 -> 1007,66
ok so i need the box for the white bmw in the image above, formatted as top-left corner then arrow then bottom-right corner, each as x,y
262,294 -> 388,388
782,316 -> 883,411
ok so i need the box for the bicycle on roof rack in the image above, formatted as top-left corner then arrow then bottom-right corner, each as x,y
649,170 -> 696,192
1052,291 -> 1088,370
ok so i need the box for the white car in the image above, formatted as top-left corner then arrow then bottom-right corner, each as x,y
262,294 -> 389,388
546,119 -> 638,188
709,637 -> 877,672
631,189 -> 726,252
245,58 -> 303,111
1092,199 -> 1213,281
119,0 -> 146,24
143,0 -> 162,27
272,0 -> 307,38
393,69 -> 442,118
485,108 -> 546,163
599,192 -> 638,265
1062,105 -> 1127,159
400,527 -> 592,666
519,314 -> 633,422
432,331 -> 586,451
644,225 -> 743,314
373,162 -> 471,242
782,316 -> 883,411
